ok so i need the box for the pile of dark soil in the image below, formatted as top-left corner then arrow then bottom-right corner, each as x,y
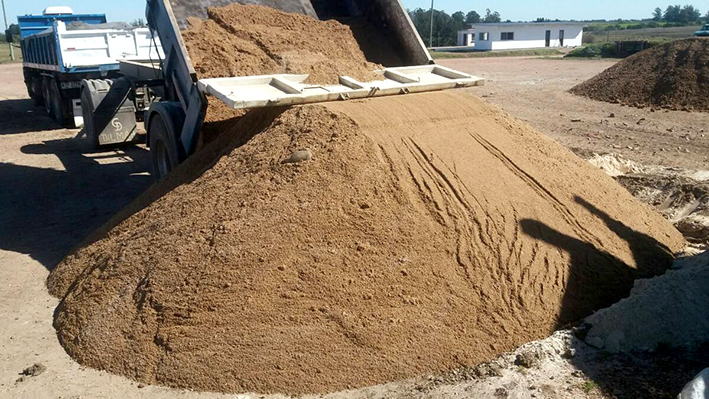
570,38 -> 709,111
48,90 -> 683,395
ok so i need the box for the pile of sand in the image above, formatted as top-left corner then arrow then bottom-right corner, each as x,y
570,38 -> 709,111
48,90 -> 683,395
182,4 -> 383,85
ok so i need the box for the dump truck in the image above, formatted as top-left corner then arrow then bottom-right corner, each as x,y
83,0 -> 484,179
17,7 -> 161,129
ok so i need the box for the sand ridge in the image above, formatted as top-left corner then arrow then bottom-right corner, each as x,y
48,90 -> 683,395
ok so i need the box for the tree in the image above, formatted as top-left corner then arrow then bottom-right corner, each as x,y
483,8 -> 501,23
663,5 -> 700,23
408,8 -> 459,47
705,10 -> 709,22
535,17 -> 551,22
130,19 -> 147,27
664,5 -> 681,22
652,7 -> 663,21
465,10 -> 481,24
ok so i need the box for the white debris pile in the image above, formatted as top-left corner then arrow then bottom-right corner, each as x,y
586,153 -> 643,177
584,251 -> 709,353
679,368 -> 709,399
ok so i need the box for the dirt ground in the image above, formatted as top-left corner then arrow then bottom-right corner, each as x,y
1,56 -> 706,399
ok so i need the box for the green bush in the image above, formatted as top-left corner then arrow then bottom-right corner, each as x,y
566,42 -> 616,57
583,33 -> 597,44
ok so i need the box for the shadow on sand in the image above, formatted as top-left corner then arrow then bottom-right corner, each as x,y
0,136 -> 152,270
521,195 -> 706,398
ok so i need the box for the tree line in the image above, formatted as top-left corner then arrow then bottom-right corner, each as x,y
408,8 -> 504,47
653,5 -> 705,23
409,4 -> 708,48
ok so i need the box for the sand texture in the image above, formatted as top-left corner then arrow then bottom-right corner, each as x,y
48,90 -> 683,395
182,4 -> 383,85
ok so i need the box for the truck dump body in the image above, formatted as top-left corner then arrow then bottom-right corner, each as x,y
19,11 -> 163,127
169,0 -> 431,66
17,13 -> 106,38
20,21 -> 160,73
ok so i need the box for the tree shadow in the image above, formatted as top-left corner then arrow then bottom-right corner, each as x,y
520,195 -> 690,398
0,137 -> 152,269
0,98 -> 64,135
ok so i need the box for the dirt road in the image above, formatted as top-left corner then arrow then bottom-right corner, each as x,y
438,57 -> 709,170
0,57 -> 705,398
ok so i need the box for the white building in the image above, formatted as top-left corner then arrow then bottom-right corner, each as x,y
462,22 -> 584,51
457,29 -> 475,46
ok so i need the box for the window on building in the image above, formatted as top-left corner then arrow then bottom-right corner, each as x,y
501,32 -> 514,41
478,32 -> 489,41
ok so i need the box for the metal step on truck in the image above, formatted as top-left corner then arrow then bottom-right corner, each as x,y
18,6 -> 162,141
82,0 -> 484,179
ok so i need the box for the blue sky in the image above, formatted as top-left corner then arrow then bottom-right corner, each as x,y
4,0 -> 708,25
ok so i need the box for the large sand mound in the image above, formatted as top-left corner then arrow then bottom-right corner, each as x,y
48,91 -> 683,395
570,38 -> 709,111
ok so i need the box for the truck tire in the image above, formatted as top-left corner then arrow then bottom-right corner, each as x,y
31,77 -> 44,106
81,79 -> 117,147
42,77 -> 54,118
49,81 -> 67,127
148,113 -> 180,180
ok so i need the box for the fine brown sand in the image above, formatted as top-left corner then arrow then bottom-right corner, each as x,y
182,4 -> 383,85
570,38 -> 709,112
48,90 -> 683,395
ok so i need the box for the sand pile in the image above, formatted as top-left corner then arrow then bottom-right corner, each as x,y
182,4 -> 383,85
48,91 -> 683,395
570,38 -> 709,111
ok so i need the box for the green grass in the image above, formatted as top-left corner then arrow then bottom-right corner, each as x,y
585,25 -> 701,42
0,43 -> 22,64
581,380 -> 599,393
432,48 -> 563,59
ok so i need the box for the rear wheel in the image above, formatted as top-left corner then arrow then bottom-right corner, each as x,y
42,77 -> 54,118
31,77 -> 44,106
50,81 -> 67,126
148,114 -> 180,180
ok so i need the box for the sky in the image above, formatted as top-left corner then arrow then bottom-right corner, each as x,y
3,0 -> 709,26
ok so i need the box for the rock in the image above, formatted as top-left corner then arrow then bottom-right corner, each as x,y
586,336 -> 604,348
678,368 -> 709,399
282,149 -> 312,164
604,330 -> 625,353
515,351 -> 543,368
20,363 -> 46,377
562,348 -> 576,359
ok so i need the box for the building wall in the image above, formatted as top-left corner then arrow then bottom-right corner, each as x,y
471,24 -> 583,50
457,29 -> 475,46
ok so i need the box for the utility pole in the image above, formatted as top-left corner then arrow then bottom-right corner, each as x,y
428,0 -> 434,48
1,0 -> 14,61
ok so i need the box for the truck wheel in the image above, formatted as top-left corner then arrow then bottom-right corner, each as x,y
50,81 -> 67,127
42,77 -> 54,118
31,77 -> 44,106
148,114 -> 180,180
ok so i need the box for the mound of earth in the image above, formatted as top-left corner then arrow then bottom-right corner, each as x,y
48,91 -> 683,395
570,38 -> 709,111
182,4 -> 383,85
